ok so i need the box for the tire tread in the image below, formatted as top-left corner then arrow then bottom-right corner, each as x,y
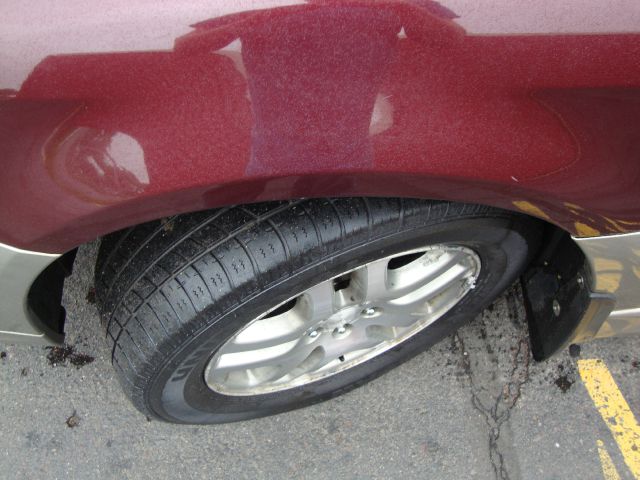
95,198 -> 518,417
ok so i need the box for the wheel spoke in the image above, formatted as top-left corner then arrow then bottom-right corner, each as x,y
210,337 -> 315,378
222,324 -> 309,354
361,311 -> 421,329
386,250 -> 466,300
302,280 -> 337,323
387,262 -> 471,309
312,324 -> 380,371
226,309 -> 307,353
352,258 -> 390,301
266,345 -> 324,384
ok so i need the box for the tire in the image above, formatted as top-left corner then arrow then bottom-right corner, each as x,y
95,198 -> 540,424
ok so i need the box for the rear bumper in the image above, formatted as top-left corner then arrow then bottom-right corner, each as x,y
0,242 -> 62,344
575,231 -> 640,338
521,230 -> 640,360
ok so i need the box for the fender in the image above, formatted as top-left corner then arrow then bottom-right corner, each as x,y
1,1 -> 640,347
1,1 -> 640,253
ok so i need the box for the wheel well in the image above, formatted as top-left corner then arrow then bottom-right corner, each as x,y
36,197 -> 587,353
26,249 -> 77,344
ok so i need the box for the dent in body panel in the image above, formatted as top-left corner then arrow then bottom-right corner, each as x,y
0,2 -> 639,253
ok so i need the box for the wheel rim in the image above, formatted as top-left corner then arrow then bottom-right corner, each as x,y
204,245 -> 481,396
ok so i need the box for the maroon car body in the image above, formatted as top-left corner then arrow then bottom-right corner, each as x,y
1,0 -> 640,254
2,0 -> 640,425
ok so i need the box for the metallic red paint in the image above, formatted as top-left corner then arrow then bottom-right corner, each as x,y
1,1 -> 639,253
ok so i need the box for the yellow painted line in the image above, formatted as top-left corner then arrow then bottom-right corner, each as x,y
578,359 -> 640,479
598,440 -> 622,480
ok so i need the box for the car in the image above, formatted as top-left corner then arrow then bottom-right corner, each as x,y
1,0 -> 639,424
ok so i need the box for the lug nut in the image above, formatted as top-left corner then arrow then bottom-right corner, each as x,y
308,330 -> 319,338
336,326 -> 347,334
361,307 -> 378,317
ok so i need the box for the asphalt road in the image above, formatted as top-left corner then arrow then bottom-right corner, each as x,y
1,243 -> 639,480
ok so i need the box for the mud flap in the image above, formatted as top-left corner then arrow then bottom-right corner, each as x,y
521,232 -> 615,361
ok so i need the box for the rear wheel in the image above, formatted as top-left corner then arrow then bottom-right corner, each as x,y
95,198 -> 539,424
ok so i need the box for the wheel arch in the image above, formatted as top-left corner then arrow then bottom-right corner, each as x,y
20,195 -> 600,362
6,170 -> 590,254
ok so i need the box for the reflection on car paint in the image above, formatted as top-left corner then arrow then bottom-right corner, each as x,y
44,126 -> 148,204
0,1 -> 639,252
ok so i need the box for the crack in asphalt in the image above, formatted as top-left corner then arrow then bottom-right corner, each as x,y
455,325 -> 531,480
